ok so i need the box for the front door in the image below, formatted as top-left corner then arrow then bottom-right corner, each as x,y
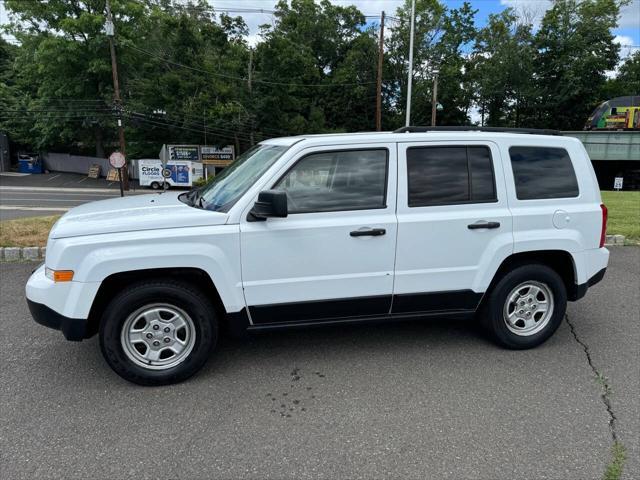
240,144 -> 397,325
393,141 -> 513,314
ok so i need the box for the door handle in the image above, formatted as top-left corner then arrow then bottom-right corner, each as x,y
467,221 -> 501,230
350,228 -> 386,237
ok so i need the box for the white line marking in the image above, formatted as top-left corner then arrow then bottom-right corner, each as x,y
2,198 -> 90,203
46,174 -> 61,182
0,186 -> 146,193
0,206 -> 70,212
77,177 -> 88,183
1,192 -> 121,198
0,172 -> 31,177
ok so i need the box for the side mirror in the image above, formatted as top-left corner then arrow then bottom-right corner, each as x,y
248,190 -> 288,221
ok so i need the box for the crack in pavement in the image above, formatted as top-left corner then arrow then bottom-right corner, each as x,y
565,314 -> 619,443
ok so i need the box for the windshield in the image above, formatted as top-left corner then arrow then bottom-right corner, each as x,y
197,144 -> 288,212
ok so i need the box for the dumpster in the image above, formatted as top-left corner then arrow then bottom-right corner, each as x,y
18,155 -> 43,174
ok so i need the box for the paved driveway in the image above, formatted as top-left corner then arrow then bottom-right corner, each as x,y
0,247 -> 638,479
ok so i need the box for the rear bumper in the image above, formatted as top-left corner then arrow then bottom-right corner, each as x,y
27,299 -> 87,341
571,267 -> 607,302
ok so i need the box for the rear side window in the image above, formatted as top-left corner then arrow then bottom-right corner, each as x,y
509,146 -> 579,200
407,146 -> 497,207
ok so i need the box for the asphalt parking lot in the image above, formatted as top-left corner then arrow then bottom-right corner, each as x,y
1,247 -> 638,480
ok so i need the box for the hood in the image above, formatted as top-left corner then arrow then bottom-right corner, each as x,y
50,191 -> 228,239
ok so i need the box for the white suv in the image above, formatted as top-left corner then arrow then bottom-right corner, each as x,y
26,127 -> 609,385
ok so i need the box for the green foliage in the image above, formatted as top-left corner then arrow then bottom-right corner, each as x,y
471,9 -> 537,127
603,441 -> 627,480
0,0 -> 631,157
602,52 -> 640,99
534,0 -> 621,129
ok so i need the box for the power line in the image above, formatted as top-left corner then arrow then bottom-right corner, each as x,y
127,44 -> 378,87
127,111 -> 260,142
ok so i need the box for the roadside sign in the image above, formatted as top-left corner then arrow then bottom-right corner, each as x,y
106,168 -> 119,181
169,145 -> 199,161
109,151 -> 126,169
201,145 -> 234,167
88,164 -> 101,179
614,177 -> 623,191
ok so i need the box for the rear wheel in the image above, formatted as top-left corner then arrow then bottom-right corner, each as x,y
99,280 -> 217,385
481,264 -> 566,349
150,181 -> 160,190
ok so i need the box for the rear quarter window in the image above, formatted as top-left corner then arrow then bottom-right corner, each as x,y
509,146 -> 579,200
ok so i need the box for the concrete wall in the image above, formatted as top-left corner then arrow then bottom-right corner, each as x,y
42,152 -> 111,177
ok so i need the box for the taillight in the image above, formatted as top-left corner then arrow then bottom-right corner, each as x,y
599,203 -> 608,248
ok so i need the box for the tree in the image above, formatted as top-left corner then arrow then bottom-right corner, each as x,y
470,9 -> 536,127
0,0 -> 253,157
0,0 -> 153,156
384,0 -> 476,128
534,0 -> 621,129
253,0 -> 377,134
602,51 -> 640,99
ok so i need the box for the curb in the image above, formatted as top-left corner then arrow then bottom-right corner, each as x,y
604,234 -> 626,246
0,247 -> 46,262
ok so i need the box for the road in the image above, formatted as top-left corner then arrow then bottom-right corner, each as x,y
0,172 -> 148,220
0,247 -> 638,479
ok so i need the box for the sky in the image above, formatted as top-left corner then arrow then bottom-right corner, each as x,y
1,0 -> 638,56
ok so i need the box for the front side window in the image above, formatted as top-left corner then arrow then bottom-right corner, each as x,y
509,146 -> 579,200
407,146 -> 497,207
275,149 -> 388,213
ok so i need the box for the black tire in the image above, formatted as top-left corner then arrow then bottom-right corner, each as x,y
99,280 -> 218,386
150,182 -> 160,190
480,264 -> 567,349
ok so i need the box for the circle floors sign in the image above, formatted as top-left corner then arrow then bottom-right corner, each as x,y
109,152 -> 126,169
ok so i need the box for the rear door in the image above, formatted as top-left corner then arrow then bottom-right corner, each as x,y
393,141 -> 513,315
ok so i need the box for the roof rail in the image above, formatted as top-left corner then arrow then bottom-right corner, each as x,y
394,126 -> 562,136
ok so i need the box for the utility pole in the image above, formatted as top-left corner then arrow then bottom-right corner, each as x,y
105,0 -> 128,191
405,0 -> 416,127
375,11 -> 385,131
248,49 -> 254,145
431,71 -> 439,126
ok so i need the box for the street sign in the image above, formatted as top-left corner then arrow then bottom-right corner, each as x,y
614,177 -> 623,191
109,151 -> 126,169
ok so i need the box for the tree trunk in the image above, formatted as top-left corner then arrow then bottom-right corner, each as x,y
95,127 -> 105,158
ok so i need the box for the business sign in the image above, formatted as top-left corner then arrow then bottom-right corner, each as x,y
169,145 -> 199,162
201,145 -> 234,167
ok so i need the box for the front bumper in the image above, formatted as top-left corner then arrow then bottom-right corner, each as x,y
25,264 -> 99,341
27,299 -> 87,341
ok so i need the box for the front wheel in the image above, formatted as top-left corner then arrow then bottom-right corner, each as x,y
481,264 -> 567,349
99,280 -> 218,385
